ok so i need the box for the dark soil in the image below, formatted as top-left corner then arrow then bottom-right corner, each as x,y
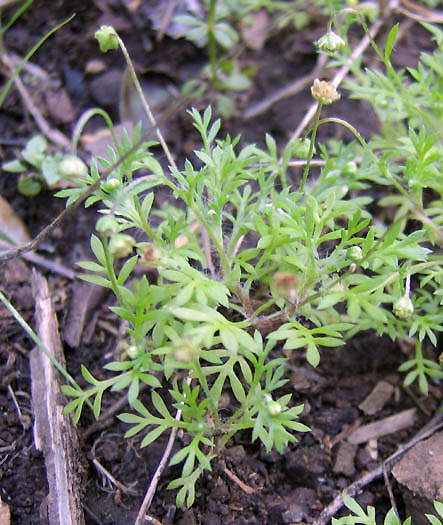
0,2 -> 441,524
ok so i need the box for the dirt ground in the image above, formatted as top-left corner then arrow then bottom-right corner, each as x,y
0,1 -> 442,524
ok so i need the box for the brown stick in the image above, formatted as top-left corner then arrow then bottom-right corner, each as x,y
1,50 -> 70,149
134,376 -> 192,525
30,270 -> 86,525
313,409 -> 443,525
288,0 -> 400,143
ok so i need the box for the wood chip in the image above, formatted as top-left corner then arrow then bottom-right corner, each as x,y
45,87 -> 76,124
30,270 -> 85,525
0,495 -> 10,525
240,10 -> 270,51
347,409 -> 417,445
0,195 -> 31,246
64,281 -> 107,348
358,380 -> 394,415
333,441 -> 357,477
392,431 -> 443,522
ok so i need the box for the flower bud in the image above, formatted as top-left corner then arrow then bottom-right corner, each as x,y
344,161 -> 357,174
101,178 -> 121,192
267,400 -> 282,416
274,273 -> 298,304
58,155 -> 88,178
175,234 -> 189,248
289,138 -> 312,159
96,215 -> 119,234
173,339 -> 199,363
393,296 -> 414,319
126,345 -> 138,359
311,79 -> 340,104
95,25 -> 119,52
331,282 -> 345,292
140,243 -> 164,266
347,246 -> 363,261
316,31 -> 345,52
108,233 -> 135,258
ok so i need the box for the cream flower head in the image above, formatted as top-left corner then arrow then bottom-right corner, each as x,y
311,79 -> 341,104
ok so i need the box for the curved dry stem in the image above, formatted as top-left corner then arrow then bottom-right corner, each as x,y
116,34 -> 177,170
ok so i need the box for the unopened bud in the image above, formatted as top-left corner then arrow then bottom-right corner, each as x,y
347,246 -> 363,261
393,296 -> 414,319
58,155 -> 88,178
102,178 -> 120,192
274,273 -> 298,304
344,161 -> 357,174
316,31 -> 345,52
267,400 -> 282,416
140,243 -> 163,266
95,25 -> 119,52
96,215 -> 119,234
109,233 -> 135,258
126,345 -> 138,359
173,339 -> 199,363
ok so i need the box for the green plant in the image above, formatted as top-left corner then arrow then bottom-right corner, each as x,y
320,16 -> 443,394
0,4 -> 76,195
59,109 -> 312,507
333,495 -> 443,525
2,134 -> 87,196
174,0 -> 354,117
59,16 -> 443,508
175,0 -> 252,118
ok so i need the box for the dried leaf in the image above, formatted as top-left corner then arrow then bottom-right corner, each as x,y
240,10 -> 270,51
0,195 -> 30,246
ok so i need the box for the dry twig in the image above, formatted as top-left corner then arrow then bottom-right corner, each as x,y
243,54 -> 328,120
288,0 -> 400,142
313,407 -> 443,525
134,398 -> 186,525
1,50 -> 71,149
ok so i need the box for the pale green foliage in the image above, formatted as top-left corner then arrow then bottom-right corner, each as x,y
2,135 -> 86,196
60,15 -> 443,508
333,495 -> 443,525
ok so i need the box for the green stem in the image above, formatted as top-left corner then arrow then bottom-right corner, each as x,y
71,108 -> 120,156
193,360 -> 220,426
319,116 -> 443,244
358,14 -> 440,138
321,117 -> 409,196
0,13 -> 75,109
133,195 -> 159,242
109,174 -> 176,242
220,350 -> 267,438
249,298 -> 277,321
326,0 -> 334,33
0,0 -> 34,40
299,102 -> 323,193
115,34 -> 177,169
102,234 -> 127,306
0,289 -> 86,398
189,202 -> 231,277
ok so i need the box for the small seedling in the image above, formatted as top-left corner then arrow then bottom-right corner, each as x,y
2,134 -> 87,196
